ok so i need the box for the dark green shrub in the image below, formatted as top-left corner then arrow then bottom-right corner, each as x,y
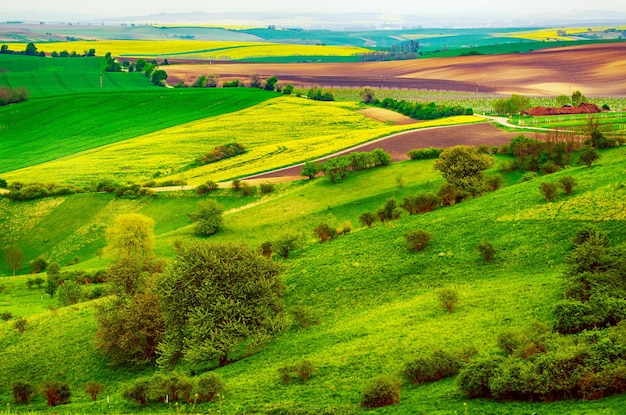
519,171 -> 538,182
260,182 -> 275,194
260,241 -> 273,258
1,311 -> 12,321
0,178 -> 7,188
29,256 -> 48,273
497,330 -> 525,355
377,198 -> 401,222
403,350 -> 461,384
43,381 -> 71,406
231,179 -> 242,191
458,355 -> 505,398
206,180 -> 219,190
359,211 -> 376,228
540,161 -> 561,175
337,221 -> 352,236
572,225 -> 607,246
362,376 -> 401,408
558,175 -> 578,196
13,317 -> 27,333
477,240 -> 496,262
483,174 -> 504,191
313,223 -> 338,243
437,183 -> 458,206
478,144 -> 491,154
292,305 -> 317,329
57,281 -> 83,306
241,183 -> 257,196
85,381 -> 104,401
295,360 -> 316,382
123,379 -> 150,406
408,147 -> 444,160
404,230 -> 431,252
153,372 -> 193,403
191,199 -> 224,236
301,161 -> 321,179
12,381 -> 34,404
195,184 -> 210,195
274,233 -> 302,259
539,182 -> 559,202
400,193 -> 439,215
579,147 -> 600,168
437,288 -> 459,312
195,372 -> 225,403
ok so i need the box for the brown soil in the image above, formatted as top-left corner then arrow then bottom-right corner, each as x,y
165,43 -> 626,96
358,107 -> 420,125
248,123 -> 521,179
525,102 -> 601,116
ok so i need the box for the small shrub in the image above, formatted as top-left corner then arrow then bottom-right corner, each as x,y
408,147 -> 444,160
476,240 -> 496,262
337,220 -> 352,235
231,179 -> 241,191
496,330 -> 525,355
292,305 -> 317,329
295,360 -> 316,382
519,171 -> 539,182
314,223 -> 338,243
43,381 -> 71,406
206,180 -> 219,190
301,161 -> 321,179
359,211 -> 376,228
274,233 -> 302,259
559,175 -> 578,196
13,317 -> 27,333
362,376 -> 401,408
579,147 -> 600,168
403,350 -> 461,384
458,355 -> 505,398
540,161 -> 561,175
377,198 -> 401,222
260,182 -> 275,194
483,174 -> 504,191
195,184 -> 210,195
1,311 -> 12,321
437,183 -> 458,206
29,256 -> 48,273
491,146 -> 499,155
85,381 -> 104,401
12,381 -> 34,404
260,241 -> 273,258
497,159 -> 516,172
404,230 -> 431,252
400,193 -> 439,215
57,280 -> 83,306
241,183 -> 257,196
195,372 -> 225,403
0,284 -> 5,294
478,144 -> 491,154
123,379 -> 150,406
539,182 -> 559,202
572,225 -> 607,246
437,288 -> 459,312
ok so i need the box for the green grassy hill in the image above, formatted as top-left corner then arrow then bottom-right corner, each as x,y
0,145 -> 624,414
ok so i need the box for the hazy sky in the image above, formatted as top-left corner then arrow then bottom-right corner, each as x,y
4,0 -> 626,18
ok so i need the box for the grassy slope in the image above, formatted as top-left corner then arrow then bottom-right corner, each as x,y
0,147 -> 624,413
0,88 -> 275,174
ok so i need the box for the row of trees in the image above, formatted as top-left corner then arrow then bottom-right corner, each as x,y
372,97 -> 472,120
300,148 -> 392,183
359,40 -> 421,62
0,42 -> 44,57
50,48 -> 96,58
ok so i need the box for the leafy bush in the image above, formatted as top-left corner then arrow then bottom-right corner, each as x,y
260,241 -> 273,258
292,305 -> 317,329
191,200 -> 224,236
195,184 -> 211,195
579,147 -> 600,168
361,376 -> 401,408
152,372 -> 193,403
458,355 -> 506,398
197,143 -> 246,165
280,360 -> 316,384
558,175 -> 578,196
57,280 -> 83,306
29,256 -> 48,273
1,311 -> 12,321
85,381 -> 104,401
437,183 -> 458,206
408,147 -> 444,160
241,183 -> 257,196
12,381 -> 34,404
274,233 -> 302,259
404,230 -> 431,252
437,288 -> 459,312
359,211 -> 376,228
572,225 -> 607,246
195,372 -> 225,403
403,350 -> 461,384
301,161 -> 321,179
337,221 -> 352,236
231,179 -> 242,191
13,317 -> 27,333
123,379 -> 151,406
539,182 -> 559,202
483,174 -> 505,191
477,240 -> 496,262
377,198 -> 401,222
260,182 -> 275,194
313,223 -> 338,243
43,381 -> 71,406
540,161 -> 561,175
400,193 -> 439,215
519,171 -> 539,182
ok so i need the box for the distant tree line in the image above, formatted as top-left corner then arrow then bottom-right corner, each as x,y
359,40 -> 420,62
50,48 -> 96,58
373,97 -> 472,120
0,43 -> 44,57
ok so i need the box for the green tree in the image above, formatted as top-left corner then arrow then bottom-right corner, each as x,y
282,84 -> 294,95
95,290 -> 165,365
151,69 -> 168,86
579,147 -> 600,168
264,76 -> 278,91
57,281 -> 83,306
5,245 -> 24,276
493,94 -> 530,117
301,161 -> 320,179
555,95 -> 571,107
434,145 -> 494,192
571,90 -> 587,106
157,242 -> 286,367
360,86 -> 376,103
24,42 -> 37,56
249,73 -> 262,88
190,199 -> 224,236
45,263 -> 60,298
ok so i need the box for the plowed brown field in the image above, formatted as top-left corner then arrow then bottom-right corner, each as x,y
166,42 -> 626,96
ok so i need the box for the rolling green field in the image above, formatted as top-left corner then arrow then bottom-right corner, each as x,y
0,146 -> 625,414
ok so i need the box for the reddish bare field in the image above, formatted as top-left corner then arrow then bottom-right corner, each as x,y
248,123 -> 520,179
166,43 -> 626,96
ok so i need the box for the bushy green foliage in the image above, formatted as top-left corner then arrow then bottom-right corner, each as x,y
540,161 -> 561,175
123,379 -> 151,406
260,182 -> 275,194
359,211 -> 376,228
558,175 -> 578,196
539,181 -> 559,202
434,145 -> 494,192
408,147 -> 444,160
458,355 -> 506,398
483,174 -> 504,192
241,183 -> 257,196
301,161 -> 321,179
13,317 -> 27,333
157,242 -> 285,367
0,85 -> 29,106
57,280 -> 83,306
376,97 -> 470,120
191,199 -> 224,236
291,305 -> 317,329
361,376 -> 401,408
437,183 -> 458,206
274,233 -> 302,259
195,372 -> 225,403
376,198 -> 401,222
85,381 -> 104,401
280,360 -> 316,384
579,147 -> 600,167
403,349 -> 462,385
404,230 -> 431,252
29,256 -> 47,273
43,381 -> 71,406
477,240 -> 496,262
307,87 -> 334,101
437,288 -> 459,312
400,193 -> 439,215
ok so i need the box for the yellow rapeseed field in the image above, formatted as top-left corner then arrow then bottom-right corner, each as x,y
503,26 -> 626,41
18,40 -> 367,59
3,97 -> 481,186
